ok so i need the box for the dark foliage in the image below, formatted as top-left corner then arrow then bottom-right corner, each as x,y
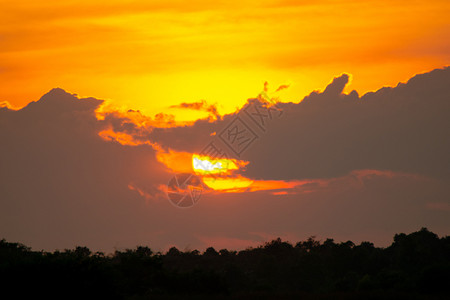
0,228 -> 448,299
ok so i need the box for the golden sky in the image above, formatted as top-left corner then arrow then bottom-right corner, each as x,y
1,0 -> 449,120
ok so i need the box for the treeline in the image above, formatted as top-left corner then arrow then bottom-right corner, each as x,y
0,228 -> 449,299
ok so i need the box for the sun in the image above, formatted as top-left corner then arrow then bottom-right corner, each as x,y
192,154 -> 238,175
192,154 -> 253,191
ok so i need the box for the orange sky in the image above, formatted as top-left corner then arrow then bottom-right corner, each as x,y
1,0 -> 449,121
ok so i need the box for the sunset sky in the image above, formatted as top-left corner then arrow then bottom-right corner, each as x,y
0,0 -> 449,252
1,0 -> 449,118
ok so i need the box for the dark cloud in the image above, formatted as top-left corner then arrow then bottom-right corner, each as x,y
321,73 -> 349,96
148,67 -> 450,181
0,89 -> 170,251
1,69 -> 449,252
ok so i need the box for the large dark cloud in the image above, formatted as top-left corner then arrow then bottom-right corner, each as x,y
244,68 -> 450,180
0,89 -> 170,250
148,67 -> 450,180
0,68 -> 449,252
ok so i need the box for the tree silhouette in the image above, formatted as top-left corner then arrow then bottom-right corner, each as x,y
0,228 -> 448,299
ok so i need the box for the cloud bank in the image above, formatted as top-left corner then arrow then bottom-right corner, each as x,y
1,68 -> 449,252
148,67 -> 450,181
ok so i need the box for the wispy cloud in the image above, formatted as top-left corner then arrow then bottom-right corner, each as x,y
170,100 -> 220,120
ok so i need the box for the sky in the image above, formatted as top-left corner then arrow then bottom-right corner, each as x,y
1,0 -> 449,118
0,0 -> 449,252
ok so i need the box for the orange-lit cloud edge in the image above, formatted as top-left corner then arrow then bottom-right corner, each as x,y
94,83 -> 318,194
92,79 -> 429,196
3,70 -> 435,197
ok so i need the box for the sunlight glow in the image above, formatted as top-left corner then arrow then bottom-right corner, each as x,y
192,154 -> 239,175
192,154 -> 253,190
203,176 -> 254,191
